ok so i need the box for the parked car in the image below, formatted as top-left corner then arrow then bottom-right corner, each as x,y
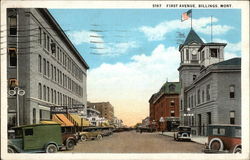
173,126 -> 191,141
136,127 -> 155,133
78,127 -> 103,141
8,124 -> 63,153
61,126 -> 78,150
98,127 -> 113,136
203,124 -> 241,153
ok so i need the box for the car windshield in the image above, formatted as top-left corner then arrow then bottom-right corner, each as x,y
179,127 -> 191,131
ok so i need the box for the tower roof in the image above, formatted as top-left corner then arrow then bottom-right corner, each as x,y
179,28 -> 204,50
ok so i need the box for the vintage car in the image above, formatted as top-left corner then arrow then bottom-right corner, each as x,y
98,127 -> 113,136
203,124 -> 241,153
8,124 -> 63,153
78,127 -> 103,141
61,126 -> 79,150
173,126 -> 191,141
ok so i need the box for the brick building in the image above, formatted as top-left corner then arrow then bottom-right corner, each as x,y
149,82 -> 180,131
87,101 -> 114,123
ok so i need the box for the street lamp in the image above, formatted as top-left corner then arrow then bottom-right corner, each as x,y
8,87 -> 25,126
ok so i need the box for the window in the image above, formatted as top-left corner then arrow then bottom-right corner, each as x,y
51,40 -> 56,54
43,85 -> 46,101
212,128 -> 225,136
181,100 -> 183,110
193,75 -> 196,81
210,48 -> 218,58
43,58 -> 46,75
43,32 -> 46,48
201,51 -> 205,61
47,36 -> 50,51
54,66 -> 56,81
9,16 -> 17,35
25,129 -> 33,136
47,87 -> 50,102
197,90 -> 200,104
230,85 -> 235,98
230,111 -> 235,124
170,111 -> 175,117
169,84 -> 175,92
9,48 -> 17,67
206,84 -> 210,101
57,69 -> 59,83
38,83 -> 42,99
38,55 -> 42,72
51,64 -> 53,80
51,89 -> 54,103
207,112 -> 211,124
54,90 -> 56,104
57,92 -> 60,105
47,61 -> 50,77
202,90 -> 205,103
191,95 -> 193,108
186,49 -> 189,61
39,27 -> 42,44
33,108 -> 36,124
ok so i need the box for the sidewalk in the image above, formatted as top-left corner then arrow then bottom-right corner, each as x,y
159,131 -> 208,145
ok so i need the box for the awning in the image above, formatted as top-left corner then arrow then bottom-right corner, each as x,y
40,120 -> 59,125
53,114 -> 74,126
68,114 -> 90,126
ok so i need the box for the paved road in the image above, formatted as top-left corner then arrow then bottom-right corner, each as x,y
64,131 -> 203,153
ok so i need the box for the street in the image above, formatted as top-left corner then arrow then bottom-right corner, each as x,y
64,131 -> 203,153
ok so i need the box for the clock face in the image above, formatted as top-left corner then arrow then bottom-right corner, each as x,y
191,48 -> 197,55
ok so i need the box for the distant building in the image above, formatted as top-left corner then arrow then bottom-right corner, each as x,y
113,116 -> 123,128
7,8 -> 89,128
149,82 -> 180,131
87,106 -> 101,126
178,28 -> 241,136
141,117 -> 150,128
87,101 -> 114,123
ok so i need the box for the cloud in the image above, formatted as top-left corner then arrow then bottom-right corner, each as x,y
67,30 -> 138,56
87,44 -> 180,125
139,17 -> 233,41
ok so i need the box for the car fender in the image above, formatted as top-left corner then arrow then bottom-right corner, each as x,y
8,144 -> 22,153
208,138 -> 224,151
66,137 -> 77,145
232,144 -> 241,153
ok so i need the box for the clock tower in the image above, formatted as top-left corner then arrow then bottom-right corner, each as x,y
178,28 -> 204,125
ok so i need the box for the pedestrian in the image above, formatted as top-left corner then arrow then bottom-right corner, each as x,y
140,129 -> 142,134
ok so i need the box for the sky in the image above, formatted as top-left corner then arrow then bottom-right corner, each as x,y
49,9 -> 241,126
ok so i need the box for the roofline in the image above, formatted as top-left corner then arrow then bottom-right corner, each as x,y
198,43 -> 227,52
38,8 -> 89,69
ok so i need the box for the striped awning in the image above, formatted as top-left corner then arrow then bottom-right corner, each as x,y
40,120 -> 59,125
68,114 -> 90,126
52,114 -> 74,126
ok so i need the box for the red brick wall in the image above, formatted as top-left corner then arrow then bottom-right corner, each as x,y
149,94 -> 179,131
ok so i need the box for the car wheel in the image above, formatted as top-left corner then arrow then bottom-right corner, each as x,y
209,138 -> 224,151
46,144 -> 58,153
80,135 -> 87,142
181,133 -> 188,137
66,139 -> 75,151
8,147 -> 16,153
233,145 -> 241,154
97,134 -> 102,140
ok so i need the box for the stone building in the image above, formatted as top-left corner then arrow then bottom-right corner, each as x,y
87,101 -> 114,123
7,8 -> 89,128
149,82 -> 180,131
178,28 -> 241,136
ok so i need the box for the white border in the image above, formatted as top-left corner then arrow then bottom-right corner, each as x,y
1,1 -> 249,160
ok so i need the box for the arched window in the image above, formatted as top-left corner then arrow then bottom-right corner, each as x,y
229,85 -> 235,98
169,84 -> 176,92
